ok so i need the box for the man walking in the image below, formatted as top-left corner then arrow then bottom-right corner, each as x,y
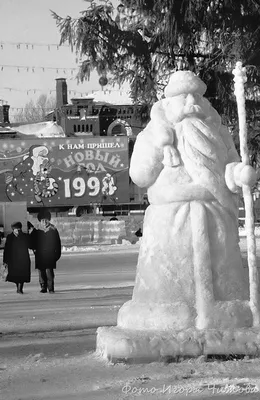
31,209 -> 61,293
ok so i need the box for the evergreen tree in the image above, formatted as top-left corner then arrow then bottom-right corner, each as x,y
52,0 -> 260,160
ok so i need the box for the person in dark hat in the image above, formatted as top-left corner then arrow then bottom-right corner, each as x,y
3,221 -> 31,294
30,209 -> 61,293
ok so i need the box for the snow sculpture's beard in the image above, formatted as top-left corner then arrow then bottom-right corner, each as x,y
175,116 -> 238,216
176,116 -> 227,179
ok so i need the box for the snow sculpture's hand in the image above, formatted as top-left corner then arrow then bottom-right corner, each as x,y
234,163 -> 257,187
150,100 -> 174,149
162,145 -> 180,167
152,123 -> 174,149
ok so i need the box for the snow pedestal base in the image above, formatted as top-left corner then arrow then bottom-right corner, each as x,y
96,326 -> 260,363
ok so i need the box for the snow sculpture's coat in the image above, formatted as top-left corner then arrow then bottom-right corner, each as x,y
96,71 -> 259,362
118,71 -> 255,331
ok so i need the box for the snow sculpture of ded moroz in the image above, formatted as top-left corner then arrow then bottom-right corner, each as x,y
96,71 -> 260,362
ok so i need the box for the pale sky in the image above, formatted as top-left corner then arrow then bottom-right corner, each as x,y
0,0 -> 121,119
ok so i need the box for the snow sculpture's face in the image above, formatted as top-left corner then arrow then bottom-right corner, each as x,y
162,93 -> 217,125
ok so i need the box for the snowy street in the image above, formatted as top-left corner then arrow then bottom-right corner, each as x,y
1,241 -> 260,399
0,248 -> 138,333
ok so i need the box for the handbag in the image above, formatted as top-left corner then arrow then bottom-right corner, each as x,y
0,263 -> 8,281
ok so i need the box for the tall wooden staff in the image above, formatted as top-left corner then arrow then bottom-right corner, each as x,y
233,61 -> 260,326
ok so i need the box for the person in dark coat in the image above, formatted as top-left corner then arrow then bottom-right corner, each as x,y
30,209 -> 61,293
3,221 -> 31,294
27,221 -> 35,234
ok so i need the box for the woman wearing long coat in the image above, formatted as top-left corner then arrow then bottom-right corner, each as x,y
4,221 -> 31,294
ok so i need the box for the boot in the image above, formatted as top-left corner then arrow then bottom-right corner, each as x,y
19,283 -> 24,294
40,284 -> 47,293
16,283 -> 23,294
48,282 -> 55,293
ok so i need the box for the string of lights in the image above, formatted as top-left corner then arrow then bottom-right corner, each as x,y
0,87 -> 94,95
0,86 -> 130,96
8,105 -> 135,113
0,41 -> 69,50
1,88 -> 71,96
1,87 -> 50,93
0,65 -> 77,73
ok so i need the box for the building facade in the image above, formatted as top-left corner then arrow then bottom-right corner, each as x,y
50,78 -> 144,140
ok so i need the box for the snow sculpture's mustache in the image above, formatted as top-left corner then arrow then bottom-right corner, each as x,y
183,103 -> 205,118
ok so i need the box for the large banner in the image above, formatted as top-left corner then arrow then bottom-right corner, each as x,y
0,137 -> 129,207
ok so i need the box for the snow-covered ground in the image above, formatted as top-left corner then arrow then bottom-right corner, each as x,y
1,238 -> 260,399
1,346 -> 260,399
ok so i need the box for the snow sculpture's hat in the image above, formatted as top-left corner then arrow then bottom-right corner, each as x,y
164,70 -> 207,98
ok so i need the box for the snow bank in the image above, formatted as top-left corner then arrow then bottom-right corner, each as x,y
239,226 -> 260,237
61,239 -> 140,254
60,230 -> 260,254
15,121 -> 65,137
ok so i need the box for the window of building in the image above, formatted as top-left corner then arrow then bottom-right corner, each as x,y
78,125 -> 81,132
90,124 -> 93,131
73,125 -> 76,133
82,125 -> 85,132
86,124 -> 89,132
